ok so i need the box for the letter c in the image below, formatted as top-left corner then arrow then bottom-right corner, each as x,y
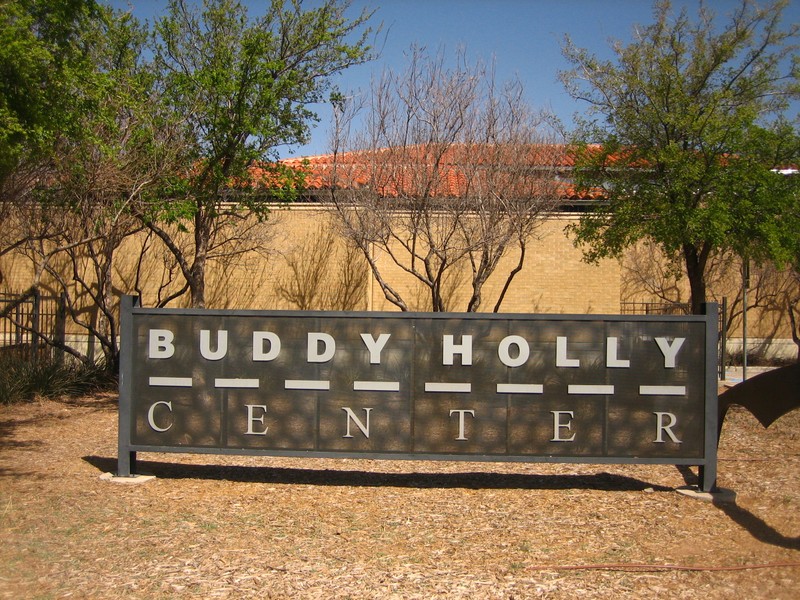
147,401 -> 173,432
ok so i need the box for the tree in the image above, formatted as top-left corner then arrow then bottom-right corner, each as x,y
136,0 -> 375,308
0,0 -> 102,281
789,265 -> 800,362
561,0 -> 800,314
20,5 -> 180,369
330,46 -> 562,312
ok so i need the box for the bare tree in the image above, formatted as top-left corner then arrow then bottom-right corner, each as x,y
21,117 -> 171,369
329,46 -> 562,312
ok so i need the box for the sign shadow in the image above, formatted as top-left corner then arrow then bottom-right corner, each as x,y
84,455 -> 672,492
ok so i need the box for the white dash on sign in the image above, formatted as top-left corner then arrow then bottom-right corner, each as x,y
497,383 -> 544,394
149,377 -> 192,387
354,381 -> 400,392
568,384 -> 615,395
639,385 -> 686,396
215,378 -> 259,389
425,382 -> 471,393
285,380 -> 330,391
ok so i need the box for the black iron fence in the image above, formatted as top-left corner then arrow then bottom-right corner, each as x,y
0,290 -> 66,361
620,301 -> 690,315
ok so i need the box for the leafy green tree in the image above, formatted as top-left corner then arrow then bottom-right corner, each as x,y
561,0 -> 799,314
29,5 -> 183,369
0,0 -> 101,275
0,0 -> 103,188
138,0 -> 375,307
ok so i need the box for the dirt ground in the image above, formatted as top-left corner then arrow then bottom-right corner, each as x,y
0,391 -> 799,599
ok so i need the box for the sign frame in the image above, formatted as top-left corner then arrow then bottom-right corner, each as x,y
118,296 -> 718,491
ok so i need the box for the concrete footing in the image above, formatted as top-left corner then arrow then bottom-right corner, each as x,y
99,472 -> 156,485
676,485 -> 736,503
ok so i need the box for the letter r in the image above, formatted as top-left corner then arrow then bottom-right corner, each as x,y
653,412 -> 682,444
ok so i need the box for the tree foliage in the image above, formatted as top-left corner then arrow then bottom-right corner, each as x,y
0,0 -> 374,368
0,0 -> 101,191
561,0 -> 800,314
139,0 -> 375,307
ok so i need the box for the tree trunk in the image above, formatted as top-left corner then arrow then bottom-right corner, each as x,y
190,208 -> 208,309
683,243 -> 708,315
189,259 -> 206,309
492,240 -> 526,313
789,301 -> 800,363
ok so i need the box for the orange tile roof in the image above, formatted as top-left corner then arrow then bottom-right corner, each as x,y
268,145 -> 794,202
268,144 -> 607,201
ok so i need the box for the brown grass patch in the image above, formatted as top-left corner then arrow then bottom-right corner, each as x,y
1,393 -> 799,598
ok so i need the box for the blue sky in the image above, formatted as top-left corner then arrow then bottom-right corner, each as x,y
109,0 -> 800,158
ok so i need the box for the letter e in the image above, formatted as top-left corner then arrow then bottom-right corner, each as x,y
245,404 -> 268,435
551,410 -> 576,442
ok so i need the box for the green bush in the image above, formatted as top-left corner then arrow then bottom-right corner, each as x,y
0,353 -> 116,404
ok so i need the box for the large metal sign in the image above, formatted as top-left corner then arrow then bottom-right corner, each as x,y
118,297 -> 719,490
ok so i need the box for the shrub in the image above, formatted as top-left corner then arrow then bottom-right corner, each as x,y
0,353 -> 116,404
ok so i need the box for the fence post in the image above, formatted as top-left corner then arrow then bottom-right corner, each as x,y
31,289 -> 40,362
55,293 -> 67,364
719,297 -> 727,380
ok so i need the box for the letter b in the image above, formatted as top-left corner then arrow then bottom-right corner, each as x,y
149,329 -> 175,359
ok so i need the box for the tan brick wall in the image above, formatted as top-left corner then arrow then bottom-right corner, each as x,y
366,214 -> 619,314
8,203 -> 797,359
0,206 -> 620,322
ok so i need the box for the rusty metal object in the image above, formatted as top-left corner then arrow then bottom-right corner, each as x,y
719,364 -> 800,437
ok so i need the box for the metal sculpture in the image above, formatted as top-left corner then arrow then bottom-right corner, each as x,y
718,363 -> 800,437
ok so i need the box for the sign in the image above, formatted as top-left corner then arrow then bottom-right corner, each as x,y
118,297 -> 718,490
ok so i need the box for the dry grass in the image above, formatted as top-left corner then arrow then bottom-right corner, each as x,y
0,392 -> 799,599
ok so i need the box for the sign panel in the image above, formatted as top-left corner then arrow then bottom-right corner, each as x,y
118,298 -> 718,489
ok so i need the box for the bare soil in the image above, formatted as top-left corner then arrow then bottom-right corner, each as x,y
0,392 -> 799,599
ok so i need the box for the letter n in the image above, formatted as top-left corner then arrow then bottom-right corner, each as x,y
342,407 -> 372,438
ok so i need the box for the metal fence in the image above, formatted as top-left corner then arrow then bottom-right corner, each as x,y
620,301 -> 691,315
0,291 -> 65,361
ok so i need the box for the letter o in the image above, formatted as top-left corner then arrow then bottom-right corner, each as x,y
499,335 -> 530,367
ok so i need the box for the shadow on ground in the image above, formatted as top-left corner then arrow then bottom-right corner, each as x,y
712,500 -> 800,551
85,456 -> 800,550
84,455 -> 671,492
676,463 -> 800,550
